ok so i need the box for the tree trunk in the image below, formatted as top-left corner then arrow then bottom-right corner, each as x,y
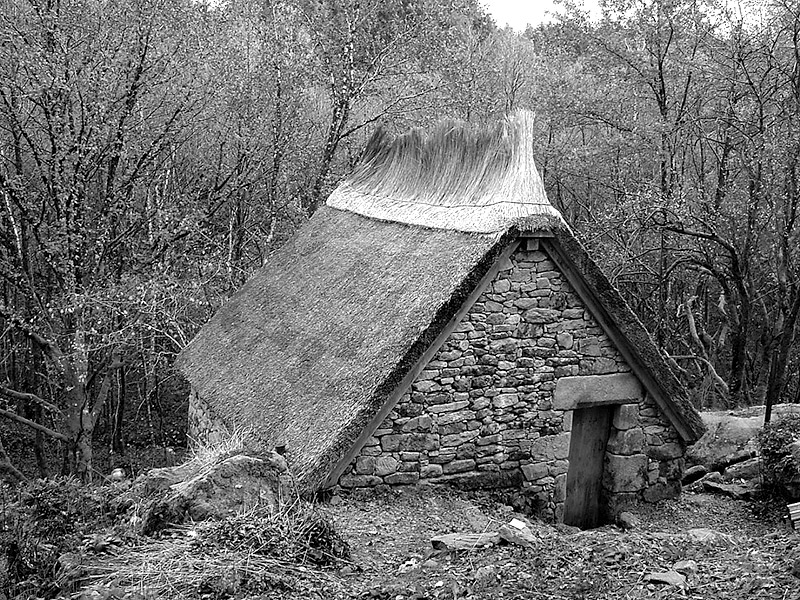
728,305 -> 749,403
112,367 -> 126,456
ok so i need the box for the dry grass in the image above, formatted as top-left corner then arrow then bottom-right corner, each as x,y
328,110 -> 566,233
184,425 -> 252,473
87,498 -> 349,599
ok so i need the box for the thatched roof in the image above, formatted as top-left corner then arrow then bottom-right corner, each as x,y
328,112 -> 566,234
178,111 -> 704,491
177,206 -> 511,488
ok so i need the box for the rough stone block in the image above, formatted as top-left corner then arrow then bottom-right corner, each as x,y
384,472 -> 420,485
556,332 -> 574,349
429,400 -> 470,414
553,373 -> 643,410
354,456 -> 375,475
531,433 -> 570,461
563,411 -> 573,432
553,473 -> 567,502
648,442 -> 684,461
579,357 -> 619,375
437,410 -> 473,425
402,414 -> 433,432
442,459 -> 476,474
522,463 -> 549,481
440,422 -> 467,435
659,457 -> 685,480
606,428 -> 644,456
381,433 -> 438,452
603,453 -> 647,493
456,443 -> 477,459
441,430 -> 479,447
429,452 -> 456,464
421,464 -> 443,478
494,279 -> 511,293
373,457 -> 399,477
515,298 -> 538,310
339,474 -> 381,488
493,393 -> 518,408
613,403 -> 639,430
476,434 -> 502,446
523,308 -> 560,323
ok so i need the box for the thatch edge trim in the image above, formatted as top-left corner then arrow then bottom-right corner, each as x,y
322,237 -> 522,489
541,235 -> 706,442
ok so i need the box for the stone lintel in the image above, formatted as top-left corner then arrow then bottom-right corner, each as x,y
554,373 -> 643,410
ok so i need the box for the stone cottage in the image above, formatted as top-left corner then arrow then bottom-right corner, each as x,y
177,112 -> 706,528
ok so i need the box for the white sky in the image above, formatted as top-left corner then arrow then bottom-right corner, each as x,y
481,0 -> 601,29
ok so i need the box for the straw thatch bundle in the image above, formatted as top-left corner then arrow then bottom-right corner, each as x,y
328,111 -> 566,234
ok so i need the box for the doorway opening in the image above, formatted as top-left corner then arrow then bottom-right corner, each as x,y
563,405 -> 613,529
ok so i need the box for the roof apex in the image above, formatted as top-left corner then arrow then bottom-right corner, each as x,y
327,111 -> 567,234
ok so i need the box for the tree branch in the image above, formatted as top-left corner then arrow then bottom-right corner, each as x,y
0,407 -> 67,442
0,384 -> 61,414
672,355 -> 730,395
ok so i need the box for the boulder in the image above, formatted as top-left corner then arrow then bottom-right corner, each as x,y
499,522 -> 537,548
139,452 -> 292,535
702,480 -> 756,499
723,457 -> 761,481
687,404 -> 800,468
682,465 -> 708,484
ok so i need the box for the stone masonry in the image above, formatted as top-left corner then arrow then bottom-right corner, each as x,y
188,389 -> 228,446
338,242 -> 685,522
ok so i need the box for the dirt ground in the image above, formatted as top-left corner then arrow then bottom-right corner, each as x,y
310,487 -> 800,600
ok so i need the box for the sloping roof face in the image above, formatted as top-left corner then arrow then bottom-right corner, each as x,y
177,206 -> 508,488
328,111 -> 566,234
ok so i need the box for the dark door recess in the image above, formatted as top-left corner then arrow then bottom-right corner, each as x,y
563,405 -> 613,529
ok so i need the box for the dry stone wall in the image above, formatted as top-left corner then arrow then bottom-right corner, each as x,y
187,389 -> 228,446
340,242 -> 685,521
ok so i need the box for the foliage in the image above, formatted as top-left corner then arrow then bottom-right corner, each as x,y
758,415 -> 800,498
0,477 -> 113,598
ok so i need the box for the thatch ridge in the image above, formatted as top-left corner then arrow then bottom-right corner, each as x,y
328,111 -> 566,234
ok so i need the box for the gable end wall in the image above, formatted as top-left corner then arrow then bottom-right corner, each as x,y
339,244 -> 685,521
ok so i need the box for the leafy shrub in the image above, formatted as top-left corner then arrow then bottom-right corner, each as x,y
1,477 -> 113,599
758,415 -> 800,498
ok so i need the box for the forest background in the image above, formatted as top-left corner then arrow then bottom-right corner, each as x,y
0,0 -> 798,482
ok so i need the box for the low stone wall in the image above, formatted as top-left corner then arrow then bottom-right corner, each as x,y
187,388 -> 228,447
339,243 -> 685,522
